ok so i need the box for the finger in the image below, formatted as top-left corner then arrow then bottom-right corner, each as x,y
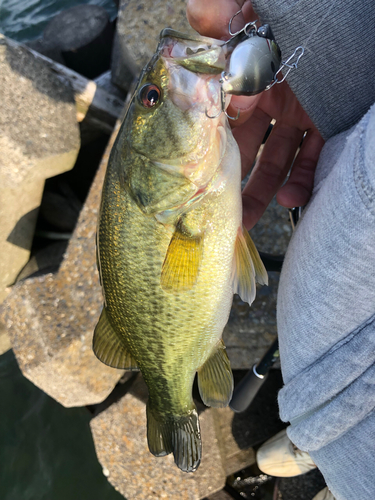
232,106 -> 272,178
242,123 -> 305,229
187,0 -> 246,39
227,94 -> 261,127
276,130 -> 325,208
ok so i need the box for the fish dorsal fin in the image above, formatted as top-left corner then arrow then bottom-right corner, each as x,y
146,403 -> 201,473
93,308 -> 139,371
197,340 -> 234,408
161,222 -> 203,293
231,225 -> 268,305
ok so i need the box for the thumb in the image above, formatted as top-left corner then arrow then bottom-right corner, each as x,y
187,0 -> 248,40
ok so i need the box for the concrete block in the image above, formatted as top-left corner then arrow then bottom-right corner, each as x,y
206,490 -> 233,500
111,0 -> 196,92
90,374 -> 226,500
0,34 -> 80,305
27,5 -> 115,79
15,37 -> 125,140
0,124 -> 123,406
0,320 -> 11,355
212,407 -> 256,477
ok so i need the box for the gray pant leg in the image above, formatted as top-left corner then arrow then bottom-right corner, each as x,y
310,409 -> 375,499
276,103 -> 375,499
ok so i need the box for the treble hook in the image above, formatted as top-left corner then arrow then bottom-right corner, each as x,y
225,107 -> 240,120
228,10 -> 258,37
205,107 -> 222,119
205,86 -> 240,120
228,10 -> 242,36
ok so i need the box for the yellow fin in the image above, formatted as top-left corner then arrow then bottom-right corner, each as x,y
242,226 -> 269,286
161,223 -> 203,293
197,340 -> 233,408
232,225 -> 268,305
93,308 -> 139,371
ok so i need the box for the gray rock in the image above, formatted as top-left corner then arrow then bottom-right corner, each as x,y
22,36 -> 125,143
111,0 -> 196,92
27,5 -> 115,79
0,124 -> 123,406
90,374 -> 226,500
47,5 -> 114,79
94,70 -> 127,100
206,490 -> 234,500
212,407 -> 256,477
0,34 -> 80,306
25,37 -> 65,65
16,242 -> 69,282
0,320 -> 11,356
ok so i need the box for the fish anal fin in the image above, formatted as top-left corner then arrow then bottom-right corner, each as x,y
93,308 -> 139,371
161,223 -> 203,293
232,225 -> 268,305
146,403 -> 202,473
197,340 -> 234,408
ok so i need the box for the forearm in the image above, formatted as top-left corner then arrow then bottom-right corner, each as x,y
252,0 -> 375,139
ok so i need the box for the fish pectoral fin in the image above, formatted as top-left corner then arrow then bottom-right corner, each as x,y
146,403 -> 202,473
93,308 -> 139,371
243,226 -> 268,286
197,340 -> 234,408
160,223 -> 203,293
231,225 -> 268,305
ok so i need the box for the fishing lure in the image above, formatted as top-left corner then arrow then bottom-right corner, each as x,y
208,12 -> 304,119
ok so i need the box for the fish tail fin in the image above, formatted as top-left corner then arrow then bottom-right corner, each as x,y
146,403 -> 202,473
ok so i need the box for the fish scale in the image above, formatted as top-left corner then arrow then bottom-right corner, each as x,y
94,29 -> 267,472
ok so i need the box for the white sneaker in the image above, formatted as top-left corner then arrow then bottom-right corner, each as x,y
312,487 -> 336,500
256,428 -> 317,477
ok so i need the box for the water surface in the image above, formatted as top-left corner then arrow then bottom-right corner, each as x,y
0,350 -> 124,500
0,0 -> 117,42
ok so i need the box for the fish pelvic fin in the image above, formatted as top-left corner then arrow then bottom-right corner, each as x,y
231,224 -> 268,305
146,403 -> 202,473
93,308 -> 139,371
160,222 -> 203,293
198,340 -> 234,408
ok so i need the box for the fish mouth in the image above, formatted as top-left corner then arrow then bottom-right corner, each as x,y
165,59 -> 222,114
158,29 -> 227,75
160,28 -> 224,47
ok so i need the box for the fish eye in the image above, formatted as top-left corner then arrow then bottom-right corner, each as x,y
139,84 -> 161,108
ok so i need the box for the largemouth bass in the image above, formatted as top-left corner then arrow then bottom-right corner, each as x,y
94,29 -> 268,473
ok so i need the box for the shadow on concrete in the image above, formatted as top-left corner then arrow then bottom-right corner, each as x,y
3,38 -> 75,105
6,208 -> 39,250
231,369 -> 287,450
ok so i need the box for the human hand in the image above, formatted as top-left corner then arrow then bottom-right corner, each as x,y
187,0 -> 325,229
